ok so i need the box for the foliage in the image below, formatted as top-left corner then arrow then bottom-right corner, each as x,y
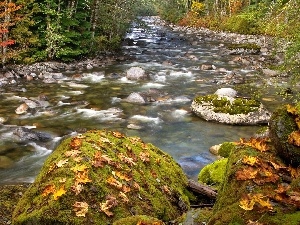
12,130 -> 190,224
218,142 -> 235,158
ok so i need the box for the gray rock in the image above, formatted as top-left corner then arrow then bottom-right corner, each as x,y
126,67 -> 147,80
215,88 -> 237,98
125,92 -> 146,104
13,127 -> 52,142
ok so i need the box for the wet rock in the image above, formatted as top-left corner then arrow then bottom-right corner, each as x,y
13,127 -> 52,142
13,130 -> 190,224
15,103 -> 29,115
214,88 -> 237,98
201,64 -> 214,70
262,68 -> 280,77
209,144 -> 222,155
124,92 -> 146,104
126,66 -> 147,80
0,156 -> 14,168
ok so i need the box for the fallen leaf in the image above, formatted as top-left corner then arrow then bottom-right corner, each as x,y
106,176 -> 123,190
75,171 -> 92,184
112,171 -> 132,181
71,164 -> 88,173
56,159 -> 69,168
288,131 -> 300,146
239,196 -> 255,211
289,191 -> 300,202
287,104 -> 298,115
70,137 -> 82,149
119,191 -> 129,203
236,167 -> 258,180
289,166 -> 300,178
59,178 -> 67,183
239,194 -> 273,211
122,185 -> 131,193
42,184 -> 56,197
139,152 -> 150,163
71,183 -> 84,195
99,196 -> 118,217
53,185 -> 66,200
65,150 -> 81,158
118,153 -> 136,166
242,156 -> 258,166
73,201 -> 89,217
112,131 -> 124,138
239,137 -> 270,152
133,182 -> 140,191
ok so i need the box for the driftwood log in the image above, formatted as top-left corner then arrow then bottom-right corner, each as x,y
187,179 -> 218,199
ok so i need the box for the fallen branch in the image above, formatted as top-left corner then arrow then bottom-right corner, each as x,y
187,179 -> 218,199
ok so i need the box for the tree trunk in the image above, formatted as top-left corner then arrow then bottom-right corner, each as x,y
187,179 -> 218,199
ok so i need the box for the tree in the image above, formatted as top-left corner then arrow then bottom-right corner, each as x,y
0,0 -> 21,67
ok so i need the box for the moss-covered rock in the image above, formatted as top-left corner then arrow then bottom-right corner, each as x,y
198,158 -> 228,190
113,215 -> 164,225
208,137 -> 300,225
12,130 -> 190,225
269,105 -> 300,166
218,142 -> 236,158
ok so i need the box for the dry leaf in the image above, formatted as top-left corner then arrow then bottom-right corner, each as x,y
53,185 -> 66,200
112,131 -> 124,138
75,171 -> 92,184
287,104 -> 298,115
71,183 -> 84,195
289,166 -> 300,178
139,152 -> 150,163
236,167 -> 258,180
42,184 -> 56,197
288,131 -> 300,146
239,137 -> 270,152
242,156 -> 258,166
239,194 -> 273,211
118,153 -> 136,166
106,176 -> 122,190
112,171 -> 132,182
71,164 -> 88,173
70,137 -> 82,149
73,201 -> 89,217
99,196 -> 118,217
133,182 -> 140,191
56,159 -> 69,168
65,150 -> 81,158
59,178 -> 67,183
119,191 -> 129,203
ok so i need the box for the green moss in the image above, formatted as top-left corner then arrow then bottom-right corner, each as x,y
113,215 -> 164,225
198,158 -> 228,189
12,130 -> 190,225
218,142 -> 235,158
194,95 -> 261,115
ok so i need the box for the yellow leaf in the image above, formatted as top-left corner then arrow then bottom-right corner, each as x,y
236,167 -> 258,180
112,171 -> 132,182
99,196 -> 118,217
119,191 -> 129,203
106,176 -> 122,190
65,150 -> 81,158
53,185 -> 66,200
56,159 -> 69,168
242,156 -> 258,166
75,171 -> 92,184
42,184 -> 55,197
71,164 -> 88,173
73,201 -> 89,217
239,197 -> 255,211
70,137 -> 83,149
287,104 -> 298,115
139,152 -> 150,163
288,131 -> 300,146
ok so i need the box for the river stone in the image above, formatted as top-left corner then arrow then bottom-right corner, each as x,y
124,92 -> 146,104
12,130 -> 190,225
269,105 -> 300,166
13,127 -> 52,142
214,88 -> 237,98
126,67 -> 147,80
15,103 -> 29,115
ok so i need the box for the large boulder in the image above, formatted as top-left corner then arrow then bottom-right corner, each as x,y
126,67 -> 147,80
269,104 -> 300,167
205,137 -> 300,225
13,130 -> 189,225
191,89 -> 270,125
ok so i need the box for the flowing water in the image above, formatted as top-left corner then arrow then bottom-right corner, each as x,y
0,16 -> 283,184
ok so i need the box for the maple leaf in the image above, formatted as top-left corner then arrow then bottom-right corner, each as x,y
73,201 -> 89,217
71,183 -> 84,195
112,171 -> 132,182
242,156 -> 258,166
112,131 -> 124,138
289,166 -> 300,178
65,150 -> 81,158
119,191 -> 129,203
47,164 -> 57,174
288,131 -> 300,146
236,167 -> 258,180
56,159 -> 69,168
70,137 -> 82,149
75,171 -> 92,184
99,196 -> 118,217
99,137 -> 113,145
122,185 -> 131,193
53,185 -> 66,200
239,137 -> 270,152
71,164 -> 88,173
73,156 -> 83,163
139,152 -> 150,163
118,153 -> 136,166
106,176 -> 123,190
239,197 -> 255,210
287,104 -> 298,115
42,184 -> 56,197
239,194 -> 273,211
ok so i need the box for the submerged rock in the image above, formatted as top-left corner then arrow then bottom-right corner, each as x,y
13,127 -> 52,142
13,130 -> 189,225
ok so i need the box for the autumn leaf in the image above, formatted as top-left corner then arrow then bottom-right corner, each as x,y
106,176 -> 123,190
288,131 -> 300,146
139,152 -> 150,163
287,104 -> 298,115
289,166 -> 300,178
122,185 -> 131,193
162,185 -> 171,195
239,137 -> 270,152
112,171 -> 132,182
71,164 -> 88,173
133,182 -> 141,191
53,185 -> 66,200
239,196 -> 255,210
65,150 -> 81,158
42,184 -> 56,197
296,117 -> 300,130
119,191 -> 129,203
289,191 -> 300,203
118,153 -> 136,166
269,161 -> 286,170
70,137 -> 83,149
99,196 -> 118,217
242,156 -> 258,166
75,171 -> 92,184
236,167 -> 258,180
56,159 -> 69,168
73,201 -> 89,217
239,194 -> 273,211
71,183 -> 84,195
93,152 -> 113,168
99,137 -> 113,145
112,131 -> 124,138
59,178 -> 67,183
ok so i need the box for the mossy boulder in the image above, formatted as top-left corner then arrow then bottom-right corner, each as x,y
113,215 -> 164,225
269,105 -> 300,167
218,142 -> 236,158
198,158 -> 228,190
207,137 -> 300,225
191,92 -> 270,125
12,130 -> 190,225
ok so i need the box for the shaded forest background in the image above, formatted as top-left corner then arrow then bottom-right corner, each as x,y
0,0 -> 299,81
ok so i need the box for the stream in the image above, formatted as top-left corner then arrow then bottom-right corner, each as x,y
0,16 -> 285,184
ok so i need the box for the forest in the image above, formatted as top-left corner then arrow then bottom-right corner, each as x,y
0,0 -> 299,81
